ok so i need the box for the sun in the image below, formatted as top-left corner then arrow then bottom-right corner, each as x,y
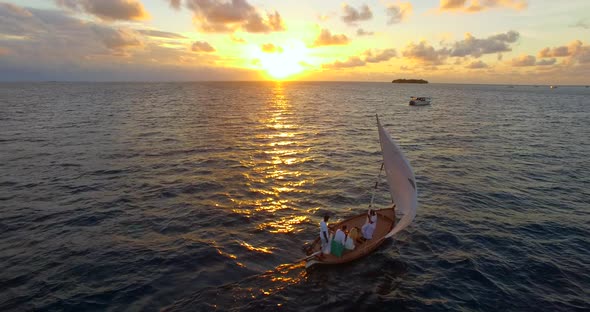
250,40 -> 310,80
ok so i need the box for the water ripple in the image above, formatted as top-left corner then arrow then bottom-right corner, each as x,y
0,82 -> 589,311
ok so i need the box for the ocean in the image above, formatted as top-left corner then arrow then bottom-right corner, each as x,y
0,82 -> 589,311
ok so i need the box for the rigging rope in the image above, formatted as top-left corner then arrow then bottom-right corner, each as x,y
368,162 -> 384,209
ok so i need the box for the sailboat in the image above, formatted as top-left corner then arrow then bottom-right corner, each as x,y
304,116 -> 418,268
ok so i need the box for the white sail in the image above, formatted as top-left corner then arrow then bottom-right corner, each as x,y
377,116 -> 418,238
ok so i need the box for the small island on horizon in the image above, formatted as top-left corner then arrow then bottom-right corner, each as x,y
392,79 -> 428,84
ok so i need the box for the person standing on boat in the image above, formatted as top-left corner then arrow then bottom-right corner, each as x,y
319,214 -> 330,254
362,210 -> 377,239
366,209 -> 377,225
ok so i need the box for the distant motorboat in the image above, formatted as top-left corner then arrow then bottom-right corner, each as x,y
550,85 -> 558,89
409,96 -> 431,106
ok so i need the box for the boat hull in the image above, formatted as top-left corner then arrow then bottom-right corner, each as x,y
305,208 -> 395,268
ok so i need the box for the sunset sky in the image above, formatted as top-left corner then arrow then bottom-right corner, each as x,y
1,0 -> 589,84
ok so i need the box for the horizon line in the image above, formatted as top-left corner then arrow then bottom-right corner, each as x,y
0,80 -> 589,87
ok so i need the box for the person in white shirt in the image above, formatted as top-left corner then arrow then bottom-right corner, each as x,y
331,225 -> 348,257
344,229 -> 355,250
366,209 -> 377,224
362,210 -> 377,239
334,225 -> 347,245
319,215 -> 330,254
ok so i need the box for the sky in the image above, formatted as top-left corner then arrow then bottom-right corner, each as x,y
0,0 -> 589,84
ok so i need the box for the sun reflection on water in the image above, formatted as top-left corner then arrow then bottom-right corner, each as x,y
238,240 -> 274,254
231,82 -> 312,235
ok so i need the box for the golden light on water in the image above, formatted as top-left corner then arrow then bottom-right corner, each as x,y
231,83 -> 312,235
238,241 -> 274,254
258,215 -> 308,234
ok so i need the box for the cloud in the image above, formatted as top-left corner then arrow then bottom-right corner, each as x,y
138,29 -> 187,39
511,54 -> 535,66
364,49 -> 397,62
356,28 -> 374,36
184,0 -> 285,33
1,2 -> 33,17
515,41 -> 590,67
311,28 -> 350,47
55,0 -> 150,21
536,58 -> 556,66
438,0 -> 527,13
537,40 -> 590,64
450,30 -> 519,57
0,4 -> 263,81
0,3 -> 142,54
0,3 -> 38,35
322,48 -> 397,69
386,2 -> 412,24
538,46 -> 568,58
94,27 -> 142,51
191,41 -> 215,52
538,41 -> 581,58
230,34 -> 246,43
402,41 -> 449,65
0,5 -> 202,73
323,56 -> 365,69
168,0 -> 182,10
570,19 -> 589,29
465,60 -> 488,68
341,4 -> 372,25
261,43 -> 282,53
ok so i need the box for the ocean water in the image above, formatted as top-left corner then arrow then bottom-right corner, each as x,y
0,82 -> 589,311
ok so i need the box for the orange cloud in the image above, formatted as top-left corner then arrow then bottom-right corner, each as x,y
185,0 -> 285,33
323,56 -> 365,69
311,29 -> 350,47
323,48 -> 397,69
536,40 -> 590,65
230,34 -> 246,44
439,0 -> 527,13
191,41 -> 215,52
261,43 -> 282,53
364,49 -> 397,63
511,54 -> 535,66
536,58 -> 556,66
55,0 -> 150,21
538,40 -> 581,58
465,60 -> 488,68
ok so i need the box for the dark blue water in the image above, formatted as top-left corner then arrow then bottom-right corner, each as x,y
1,82 -> 589,311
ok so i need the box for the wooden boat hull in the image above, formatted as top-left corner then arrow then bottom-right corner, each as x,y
305,208 -> 395,268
